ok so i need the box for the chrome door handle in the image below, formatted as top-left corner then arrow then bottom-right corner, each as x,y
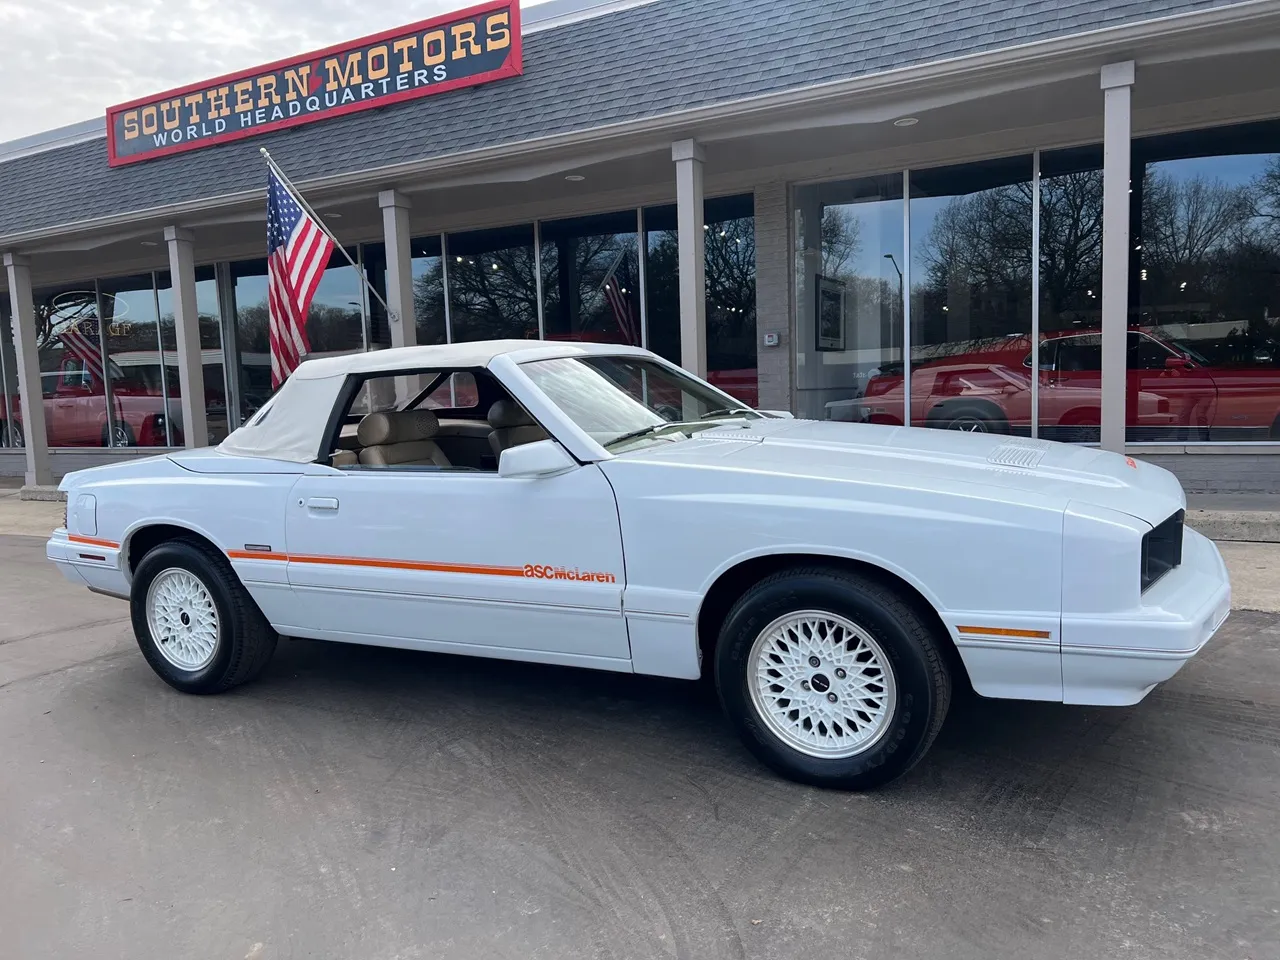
305,497 -> 339,511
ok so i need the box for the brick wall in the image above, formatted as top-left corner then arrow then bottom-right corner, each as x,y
753,182 -> 792,412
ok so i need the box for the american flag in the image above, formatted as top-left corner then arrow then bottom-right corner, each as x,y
598,248 -> 639,345
59,322 -> 105,375
266,168 -> 334,388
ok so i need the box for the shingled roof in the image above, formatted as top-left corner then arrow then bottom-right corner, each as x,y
0,0 -> 1242,239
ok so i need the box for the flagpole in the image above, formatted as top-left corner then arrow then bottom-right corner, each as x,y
260,147 -> 399,325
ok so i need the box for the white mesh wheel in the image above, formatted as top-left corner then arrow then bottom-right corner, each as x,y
145,567 -> 220,671
747,609 -> 898,759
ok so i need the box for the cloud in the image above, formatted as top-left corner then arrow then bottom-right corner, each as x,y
0,0 -> 549,141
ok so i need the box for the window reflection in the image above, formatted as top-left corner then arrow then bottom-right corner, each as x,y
541,212 -> 642,347
411,236 -> 446,347
705,195 -> 757,406
446,225 -> 539,342
1037,146 -> 1105,442
643,205 -> 680,365
156,266 -> 230,444
793,175 -> 904,422
642,197 -> 757,404
1132,121 -> 1280,441
96,274 -> 172,447
907,156 -> 1035,435
230,252 -> 368,416
0,298 -> 20,447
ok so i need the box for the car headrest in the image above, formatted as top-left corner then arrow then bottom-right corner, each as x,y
357,409 -> 441,446
488,400 -> 535,430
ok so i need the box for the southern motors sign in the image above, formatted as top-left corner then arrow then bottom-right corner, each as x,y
106,0 -> 522,167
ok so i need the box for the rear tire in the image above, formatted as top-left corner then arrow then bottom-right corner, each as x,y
933,403 -> 1007,434
130,539 -> 277,694
715,567 -> 950,790
103,422 -> 136,448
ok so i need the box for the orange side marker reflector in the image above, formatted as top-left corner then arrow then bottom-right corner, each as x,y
956,625 -> 1053,640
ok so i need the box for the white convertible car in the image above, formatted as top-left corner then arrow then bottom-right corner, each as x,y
47,341 -> 1231,789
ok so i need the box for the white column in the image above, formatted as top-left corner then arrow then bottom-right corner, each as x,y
164,227 -> 209,448
672,139 -> 707,378
1100,61 -> 1135,453
378,190 -> 415,348
3,253 -> 52,486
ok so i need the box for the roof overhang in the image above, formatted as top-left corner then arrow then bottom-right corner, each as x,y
4,0 -> 1280,250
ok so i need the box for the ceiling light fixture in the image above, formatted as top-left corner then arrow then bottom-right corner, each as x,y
140,240 -> 159,247
322,211 -> 343,218
893,117 -> 919,127
565,174 -> 585,182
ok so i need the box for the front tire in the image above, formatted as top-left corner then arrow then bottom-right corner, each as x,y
130,539 -> 277,694
715,568 -> 950,790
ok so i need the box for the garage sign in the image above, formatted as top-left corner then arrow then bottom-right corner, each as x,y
105,0 -> 522,167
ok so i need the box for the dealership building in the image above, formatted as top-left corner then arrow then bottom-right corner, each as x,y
2,0 -> 1280,490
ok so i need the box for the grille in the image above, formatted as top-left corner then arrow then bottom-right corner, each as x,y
1141,510 -> 1185,592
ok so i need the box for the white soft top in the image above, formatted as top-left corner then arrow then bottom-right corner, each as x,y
216,339 -> 650,463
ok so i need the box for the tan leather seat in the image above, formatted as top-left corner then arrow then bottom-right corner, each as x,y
487,400 -> 546,459
330,450 -> 358,468
357,410 -> 451,468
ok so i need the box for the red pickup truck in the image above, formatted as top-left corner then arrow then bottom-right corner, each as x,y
859,328 -> 1280,442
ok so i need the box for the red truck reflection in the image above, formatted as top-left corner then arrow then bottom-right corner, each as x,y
859,329 -> 1280,441
1,356 -> 211,448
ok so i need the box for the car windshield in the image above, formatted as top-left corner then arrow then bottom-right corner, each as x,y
520,355 -> 760,449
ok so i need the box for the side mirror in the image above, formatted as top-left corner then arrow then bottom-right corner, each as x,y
498,439 -> 577,479
1164,356 -> 1194,371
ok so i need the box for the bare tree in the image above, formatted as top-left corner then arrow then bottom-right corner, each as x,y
821,208 -> 862,278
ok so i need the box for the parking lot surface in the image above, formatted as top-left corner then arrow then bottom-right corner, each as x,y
2,532 -> 1278,960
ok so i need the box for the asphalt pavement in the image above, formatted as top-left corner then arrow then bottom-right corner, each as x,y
2,532 -> 1279,960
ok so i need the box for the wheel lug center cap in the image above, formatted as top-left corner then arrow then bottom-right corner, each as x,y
810,673 -> 831,693
180,612 -> 191,627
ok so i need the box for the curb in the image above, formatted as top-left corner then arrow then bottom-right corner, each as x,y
19,486 -> 65,502
1186,510 -> 1280,544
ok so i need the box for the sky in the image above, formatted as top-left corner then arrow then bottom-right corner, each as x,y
0,0 -> 552,143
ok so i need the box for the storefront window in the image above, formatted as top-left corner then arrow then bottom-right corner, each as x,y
0,298 -> 20,448
33,282 -> 109,448
156,266 -> 230,444
705,195 -> 758,405
540,211 -> 642,347
643,205 -> 680,365
909,157 -> 1035,434
643,196 -> 757,403
411,236 -> 447,347
446,224 -> 539,342
793,174 -> 904,423
1131,121 -> 1280,442
1037,145 -> 1104,442
89,274 -> 168,447
230,253 -> 367,416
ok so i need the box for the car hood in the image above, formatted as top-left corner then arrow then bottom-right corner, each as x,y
620,418 -> 1185,526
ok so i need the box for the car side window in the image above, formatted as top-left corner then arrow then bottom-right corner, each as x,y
418,373 -> 479,411
1128,332 -> 1175,370
327,369 -> 506,474
1055,336 -> 1102,373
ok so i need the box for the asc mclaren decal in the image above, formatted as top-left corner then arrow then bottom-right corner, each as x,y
523,564 -> 617,584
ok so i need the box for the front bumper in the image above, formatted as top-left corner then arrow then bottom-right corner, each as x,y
47,528 -> 130,600
1060,527 -> 1231,705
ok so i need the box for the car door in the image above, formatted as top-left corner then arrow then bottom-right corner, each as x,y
1126,332 -> 1217,442
282,462 -> 631,665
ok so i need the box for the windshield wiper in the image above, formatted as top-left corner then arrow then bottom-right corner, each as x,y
699,407 -> 756,420
605,422 -> 687,448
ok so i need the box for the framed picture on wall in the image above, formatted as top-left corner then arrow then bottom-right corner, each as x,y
815,275 -> 846,351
